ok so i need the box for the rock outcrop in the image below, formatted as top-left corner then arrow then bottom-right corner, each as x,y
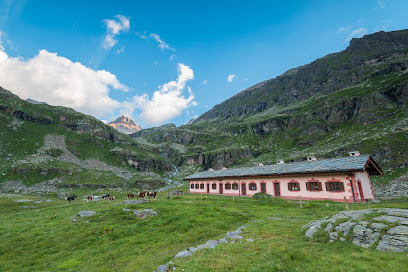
108,116 -> 142,134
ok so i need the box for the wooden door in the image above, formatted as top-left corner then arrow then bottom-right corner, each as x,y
207,183 -> 210,194
274,183 -> 281,197
241,183 -> 246,196
219,183 -> 223,195
357,182 -> 365,201
261,183 -> 266,194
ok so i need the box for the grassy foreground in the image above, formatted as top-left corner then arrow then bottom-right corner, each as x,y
0,191 -> 407,272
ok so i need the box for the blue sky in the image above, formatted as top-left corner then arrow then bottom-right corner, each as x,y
0,0 -> 407,128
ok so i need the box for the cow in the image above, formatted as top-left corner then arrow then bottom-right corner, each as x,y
86,196 -> 93,202
65,196 -> 76,203
138,192 -> 146,198
101,194 -> 110,199
127,194 -> 135,199
147,192 -> 157,199
108,196 -> 115,201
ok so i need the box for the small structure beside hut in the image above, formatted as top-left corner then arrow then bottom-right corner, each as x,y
184,154 -> 382,202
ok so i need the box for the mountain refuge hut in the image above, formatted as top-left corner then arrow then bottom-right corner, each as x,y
184,154 -> 382,202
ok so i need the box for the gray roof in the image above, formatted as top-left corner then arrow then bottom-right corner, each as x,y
184,155 -> 379,180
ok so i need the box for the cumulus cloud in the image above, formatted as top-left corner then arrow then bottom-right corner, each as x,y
132,63 -> 196,125
201,80 -> 208,85
0,48 -> 128,119
227,74 -> 236,82
149,33 -> 174,51
103,15 -> 130,50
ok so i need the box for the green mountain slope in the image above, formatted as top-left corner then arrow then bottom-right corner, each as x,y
131,30 -> 408,186
0,87 -> 173,190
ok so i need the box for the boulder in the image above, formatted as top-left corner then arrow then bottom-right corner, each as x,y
133,209 -> 158,219
78,211 -> 96,217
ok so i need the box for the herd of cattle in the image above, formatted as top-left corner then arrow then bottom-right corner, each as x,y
65,192 -> 157,203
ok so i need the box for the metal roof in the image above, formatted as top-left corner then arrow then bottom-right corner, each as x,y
184,155 -> 378,180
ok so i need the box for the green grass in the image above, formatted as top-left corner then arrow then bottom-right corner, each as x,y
0,191 -> 407,271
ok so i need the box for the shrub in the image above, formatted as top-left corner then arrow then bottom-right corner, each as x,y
253,192 -> 273,200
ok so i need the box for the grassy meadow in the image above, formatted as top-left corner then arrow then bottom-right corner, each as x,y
1,190 -> 408,272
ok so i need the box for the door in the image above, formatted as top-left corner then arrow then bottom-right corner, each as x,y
241,183 -> 246,196
261,183 -> 266,194
274,183 -> 281,197
357,182 -> 365,201
207,183 -> 210,194
219,183 -> 223,195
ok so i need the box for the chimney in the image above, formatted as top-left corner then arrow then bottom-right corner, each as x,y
307,156 -> 317,161
256,163 -> 264,166
349,151 -> 361,157
276,160 -> 285,164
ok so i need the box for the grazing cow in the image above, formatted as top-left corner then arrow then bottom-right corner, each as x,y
138,192 -> 146,198
108,196 -> 115,201
65,196 -> 76,203
147,192 -> 157,199
101,194 -> 110,199
86,196 -> 93,202
127,194 -> 135,199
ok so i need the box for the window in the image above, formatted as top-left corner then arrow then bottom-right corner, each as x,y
190,183 -> 194,189
200,183 -> 204,189
212,183 -> 217,190
306,181 -> 322,191
232,183 -> 238,190
195,183 -> 199,189
225,183 -> 231,190
249,183 -> 257,190
288,182 -> 300,191
326,182 -> 344,192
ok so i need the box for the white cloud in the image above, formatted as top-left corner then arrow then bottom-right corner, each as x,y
337,26 -> 351,34
169,54 -> 175,61
132,63 -> 196,125
116,48 -> 124,54
0,48 -> 129,119
103,15 -> 130,51
378,0 -> 385,8
0,31 -> 4,51
227,74 -> 237,82
149,33 -> 174,51
338,27 -> 368,46
201,80 -> 208,85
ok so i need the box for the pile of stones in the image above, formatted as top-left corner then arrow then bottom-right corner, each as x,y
303,208 -> 408,252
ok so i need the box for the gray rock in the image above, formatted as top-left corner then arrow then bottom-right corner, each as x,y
339,237 -> 346,242
267,217 -> 281,220
334,221 -> 356,235
387,226 -> 408,235
203,240 -> 219,249
175,250 -> 193,258
374,215 -> 407,223
188,247 -> 198,252
154,264 -> 168,272
225,229 -> 243,238
78,211 -> 96,217
122,208 -> 131,212
305,224 -> 321,238
219,238 -> 228,244
324,223 -> 333,232
329,232 -> 338,241
371,223 -> 388,231
246,238 -> 254,242
377,235 -> 408,252
352,232 -> 380,248
124,199 -> 149,205
15,199 -> 33,202
134,209 -> 158,219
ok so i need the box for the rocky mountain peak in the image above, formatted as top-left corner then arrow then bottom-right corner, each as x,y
108,116 -> 142,134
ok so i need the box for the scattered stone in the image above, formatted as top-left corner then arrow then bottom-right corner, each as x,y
246,238 -> 254,242
329,232 -> 338,241
133,209 -> 158,219
175,251 -> 192,258
184,201 -> 193,203
188,247 -> 198,252
15,199 -> 33,202
324,223 -> 333,232
219,238 -> 228,244
78,211 -> 96,217
267,217 -> 281,220
122,208 -> 131,212
124,199 -> 149,205
154,265 -> 168,272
